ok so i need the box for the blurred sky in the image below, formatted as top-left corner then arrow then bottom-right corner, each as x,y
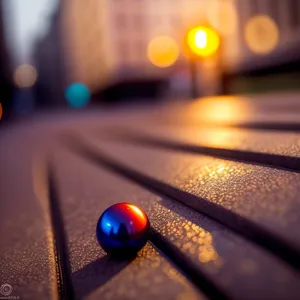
2,0 -> 58,66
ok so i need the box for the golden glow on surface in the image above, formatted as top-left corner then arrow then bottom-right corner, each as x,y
207,1 -> 238,36
0,103 -> 2,121
14,64 -> 38,88
147,35 -> 179,68
193,129 -> 240,148
177,292 -> 199,300
184,96 -> 251,124
186,26 -> 220,57
198,246 -> 219,263
180,222 -> 219,264
245,15 -> 279,54
203,101 -> 239,123
196,99 -> 244,123
169,127 -> 244,149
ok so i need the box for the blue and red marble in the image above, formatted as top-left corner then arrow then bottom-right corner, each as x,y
96,203 -> 150,256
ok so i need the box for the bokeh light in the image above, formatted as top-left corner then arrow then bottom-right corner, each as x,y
207,1 -> 238,36
186,26 -> 220,57
245,15 -> 280,54
147,35 -> 179,68
64,83 -> 91,108
0,103 -> 3,121
14,64 -> 38,88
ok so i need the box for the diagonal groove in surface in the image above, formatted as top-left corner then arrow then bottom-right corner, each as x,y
62,133 -> 300,271
47,161 -> 75,300
149,229 -> 231,300
155,119 -> 300,133
229,122 -> 300,132
101,130 -> 300,173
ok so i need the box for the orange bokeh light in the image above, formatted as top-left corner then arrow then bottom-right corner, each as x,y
147,35 -> 179,68
245,15 -> 279,54
186,26 -> 220,57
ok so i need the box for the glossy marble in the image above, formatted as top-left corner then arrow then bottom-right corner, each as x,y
96,203 -> 150,256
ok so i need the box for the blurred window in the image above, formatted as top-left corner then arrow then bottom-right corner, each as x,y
288,0 -> 300,30
119,40 -> 130,62
269,0 -> 280,27
172,16 -> 180,28
154,16 -> 162,25
248,0 -> 259,16
134,15 -> 143,28
136,40 -> 144,56
116,15 -> 126,28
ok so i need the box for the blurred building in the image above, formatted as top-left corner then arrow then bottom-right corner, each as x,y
0,1 -> 13,119
60,0 -> 179,94
224,0 -> 300,94
32,7 -> 68,108
32,0 -> 300,103
61,0 -> 300,85
234,0 -> 300,68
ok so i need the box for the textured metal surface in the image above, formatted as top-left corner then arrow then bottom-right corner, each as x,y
0,112 -> 158,300
0,129 -> 56,300
104,126 -> 300,159
54,145 -> 300,300
53,148 -> 206,300
2,92 -> 300,300
149,93 -> 300,129
83,138 -> 300,255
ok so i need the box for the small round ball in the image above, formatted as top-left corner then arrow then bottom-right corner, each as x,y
96,203 -> 150,256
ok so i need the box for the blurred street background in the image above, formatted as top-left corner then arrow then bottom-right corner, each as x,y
0,0 -> 299,121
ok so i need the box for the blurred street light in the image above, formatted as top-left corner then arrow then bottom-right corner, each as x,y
186,26 -> 220,58
184,25 -> 221,98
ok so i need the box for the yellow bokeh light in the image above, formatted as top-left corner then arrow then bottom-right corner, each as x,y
147,35 -> 179,68
14,64 -> 38,88
245,15 -> 279,54
195,30 -> 207,48
186,26 -> 220,57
